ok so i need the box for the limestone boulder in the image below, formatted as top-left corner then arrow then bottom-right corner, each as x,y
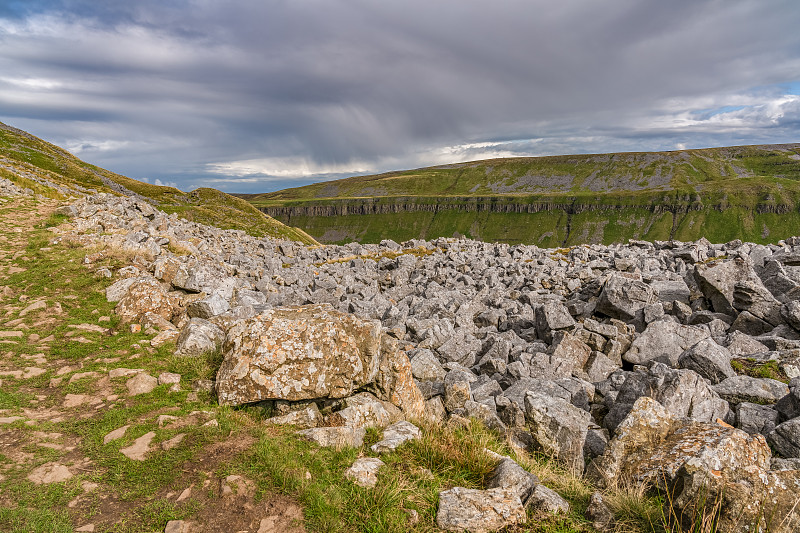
436,487 -> 526,533
327,392 -> 393,429
115,276 -> 180,325
186,293 -> 230,319
596,274 -> 657,321
604,363 -> 729,433
524,391 -> 591,475
624,320 -> 710,366
589,396 -> 800,533
367,337 -> 426,419
174,318 -> 225,357
216,304 -> 381,405
694,258 -> 753,316
712,375 -> 789,405
677,338 -> 736,384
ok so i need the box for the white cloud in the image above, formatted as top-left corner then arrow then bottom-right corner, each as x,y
154,178 -> 178,188
206,157 -> 376,178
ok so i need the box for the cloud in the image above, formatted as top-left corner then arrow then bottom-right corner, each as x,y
0,1 -> 799,193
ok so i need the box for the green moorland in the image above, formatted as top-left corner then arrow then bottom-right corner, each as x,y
0,121 -> 316,244
243,143 -> 800,245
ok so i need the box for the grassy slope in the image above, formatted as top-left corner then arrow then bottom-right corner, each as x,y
245,144 -> 800,245
251,144 -> 800,202
0,121 -> 316,244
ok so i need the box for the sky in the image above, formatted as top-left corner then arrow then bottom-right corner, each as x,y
1,1 -> 799,193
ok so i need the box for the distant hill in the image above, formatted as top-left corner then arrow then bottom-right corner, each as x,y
240,144 -> 800,245
0,121 -> 316,244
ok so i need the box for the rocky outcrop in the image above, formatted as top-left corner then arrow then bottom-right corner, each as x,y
216,305 -> 381,405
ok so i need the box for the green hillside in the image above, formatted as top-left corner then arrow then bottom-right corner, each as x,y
0,121 -> 317,244
243,144 -> 800,245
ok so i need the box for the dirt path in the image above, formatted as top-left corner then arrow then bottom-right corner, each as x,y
0,196 -> 305,533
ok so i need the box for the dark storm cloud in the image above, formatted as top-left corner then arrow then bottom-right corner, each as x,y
1,0 -> 799,192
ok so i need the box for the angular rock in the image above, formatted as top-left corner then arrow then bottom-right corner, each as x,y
297,426 -> 366,449
436,486 -> 526,533
677,338 -> 736,384
120,431 -> 156,461
186,293 -> 230,319
694,258 -> 753,316
736,402 -> 778,435
524,391 -> 591,474
115,277 -> 179,324
589,396 -> 793,533
624,320 -> 709,366
174,318 -> 225,357
371,420 -> 422,453
649,279 -> 691,304
585,491 -> 614,531
486,457 -> 539,503
605,364 -> 729,433
725,331 -> 769,357
409,348 -> 446,382
329,392 -> 393,429
768,418 -> 800,458
596,274 -> 657,321
733,280 -> 783,326
535,301 -> 575,343
527,484 -> 569,514
265,404 -> 323,429
444,369 -> 475,412
368,338 -> 426,419
216,304 -> 381,405
712,375 -> 789,405
344,457 -> 385,488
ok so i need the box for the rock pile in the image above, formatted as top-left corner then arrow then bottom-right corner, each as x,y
58,193 -> 800,531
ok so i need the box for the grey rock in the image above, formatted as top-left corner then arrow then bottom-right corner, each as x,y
733,280 -> 784,326
585,351 -> 620,383
527,484 -> 570,514
605,364 -> 729,433
584,428 -> 609,459
596,274 -> 657,321
186,293 -> 230,319
782,301 -> 800,331
443,369 -> 475,412
735,402 -> 778,435
677,338 -> 736,384
486,457 -> 539,503
344,457 -> 385,488
370,420 -> 422,454
535,301 -> 576,343
694,258 -> 753,316
730,310 -> 774,336
624,320 -> 710,366
585,491 -> 614,531
297,426 -> 366,449
524,391 -> 591,474
436,486 -> 526,533
649,279 -> 691,304
174,318 -> 225,357
768,418 -> 800,458
770,457 -> 800,471
712,375 -> 789,405
725,331 -> 769,357
409,348 -> 446,382
265,404 -> 323,429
